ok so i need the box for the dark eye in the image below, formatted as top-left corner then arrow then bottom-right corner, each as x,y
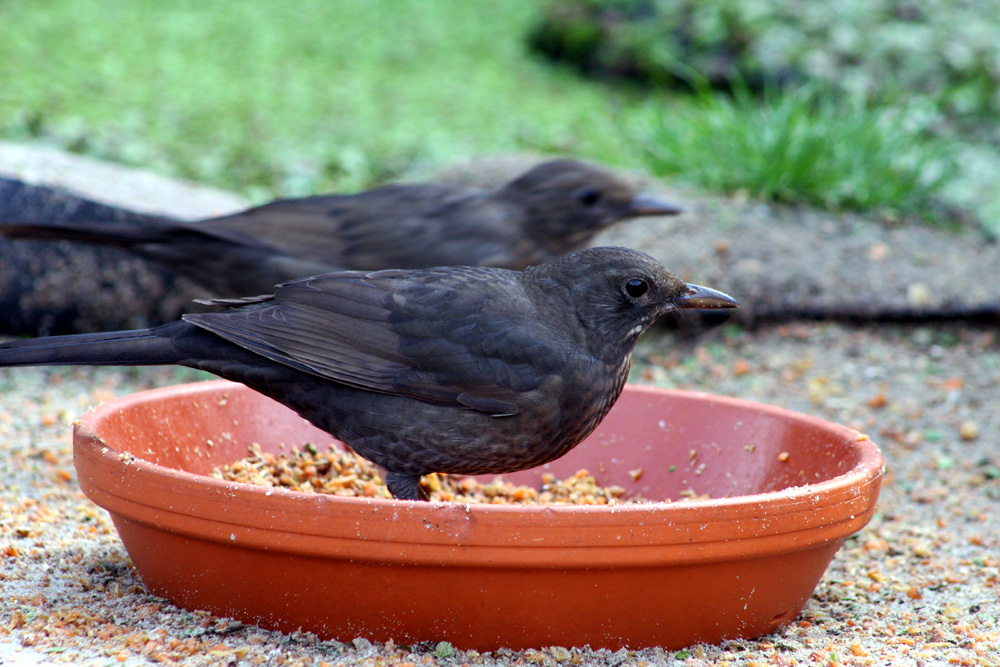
624,278 -> 649,299
577,187 -> 602,207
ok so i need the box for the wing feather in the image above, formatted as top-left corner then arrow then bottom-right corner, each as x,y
184,268 -> 578,414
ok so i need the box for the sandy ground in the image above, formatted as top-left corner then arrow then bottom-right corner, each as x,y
1,321 -> 998,666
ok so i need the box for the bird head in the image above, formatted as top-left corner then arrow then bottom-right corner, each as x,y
501,160 -> 684,251
526,246 -> 737,363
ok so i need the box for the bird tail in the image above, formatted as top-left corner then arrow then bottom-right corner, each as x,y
0,321 -> 188,368
1,219 -> 184,247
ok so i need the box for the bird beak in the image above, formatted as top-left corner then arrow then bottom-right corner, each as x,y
675,284 -> 739,310
628,194 -> 684,217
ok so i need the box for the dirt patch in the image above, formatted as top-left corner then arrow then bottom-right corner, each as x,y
0,178 -> 210,335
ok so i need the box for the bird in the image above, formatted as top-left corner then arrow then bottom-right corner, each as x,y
0,159 -> 683,297
0,246 -> 736,500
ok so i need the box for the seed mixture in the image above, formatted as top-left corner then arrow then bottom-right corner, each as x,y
211,442 -> 655,504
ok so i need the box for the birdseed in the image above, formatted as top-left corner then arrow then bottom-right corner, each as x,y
211,442 -> 658,504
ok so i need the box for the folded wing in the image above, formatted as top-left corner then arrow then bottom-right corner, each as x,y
184,268 -> 577,415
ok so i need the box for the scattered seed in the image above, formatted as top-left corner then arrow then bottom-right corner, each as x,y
959,421 -> 979,441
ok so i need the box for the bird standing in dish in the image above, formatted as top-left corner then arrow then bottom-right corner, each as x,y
0,247 -> 736,500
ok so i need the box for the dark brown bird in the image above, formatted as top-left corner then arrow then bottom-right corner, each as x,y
0,247 -> 736,500
0,159 -> 682,296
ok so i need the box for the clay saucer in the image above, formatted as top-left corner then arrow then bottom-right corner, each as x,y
73,380 -> 882,651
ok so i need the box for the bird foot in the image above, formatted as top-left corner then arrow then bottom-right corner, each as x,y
385,472 -> 429,501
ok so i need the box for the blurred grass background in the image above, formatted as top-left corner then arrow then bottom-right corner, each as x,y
0,0 -> 995,233
0,1 -> 640,198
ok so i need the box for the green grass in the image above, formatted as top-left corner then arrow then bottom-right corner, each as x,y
635,85 -> 959,223
0,0 -> 981,231
0,0 -> 641,197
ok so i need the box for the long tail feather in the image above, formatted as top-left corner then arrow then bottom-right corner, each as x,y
1,219 -> 196,247
0,321 -> 188,367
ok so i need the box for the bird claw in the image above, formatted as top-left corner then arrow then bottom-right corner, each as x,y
385,472 -> 429,501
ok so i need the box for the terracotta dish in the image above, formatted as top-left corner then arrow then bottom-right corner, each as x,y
74,380 -> 882,650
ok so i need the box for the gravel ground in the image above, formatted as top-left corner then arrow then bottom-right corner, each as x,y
1,320 -> 998,666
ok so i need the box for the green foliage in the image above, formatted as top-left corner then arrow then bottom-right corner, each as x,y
531,0 -> 1000,118
532,0 -> 993,230
0,0 -> 985,231
0,0 -> 634,198
638,85 -> 957,220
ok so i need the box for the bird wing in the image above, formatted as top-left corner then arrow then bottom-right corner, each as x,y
183,268 -> 572,415
198,185 -> 520,270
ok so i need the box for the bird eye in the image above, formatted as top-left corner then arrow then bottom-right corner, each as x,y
624,278 -> 649,299
576,187 -> 602,207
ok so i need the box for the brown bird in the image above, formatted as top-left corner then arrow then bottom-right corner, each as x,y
0,159 -> 682,296
0,247 -> 736,500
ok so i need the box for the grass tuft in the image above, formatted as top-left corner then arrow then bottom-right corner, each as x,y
636,85 -> 958,224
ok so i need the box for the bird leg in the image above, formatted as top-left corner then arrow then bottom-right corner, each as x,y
385,472 -> 429,501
